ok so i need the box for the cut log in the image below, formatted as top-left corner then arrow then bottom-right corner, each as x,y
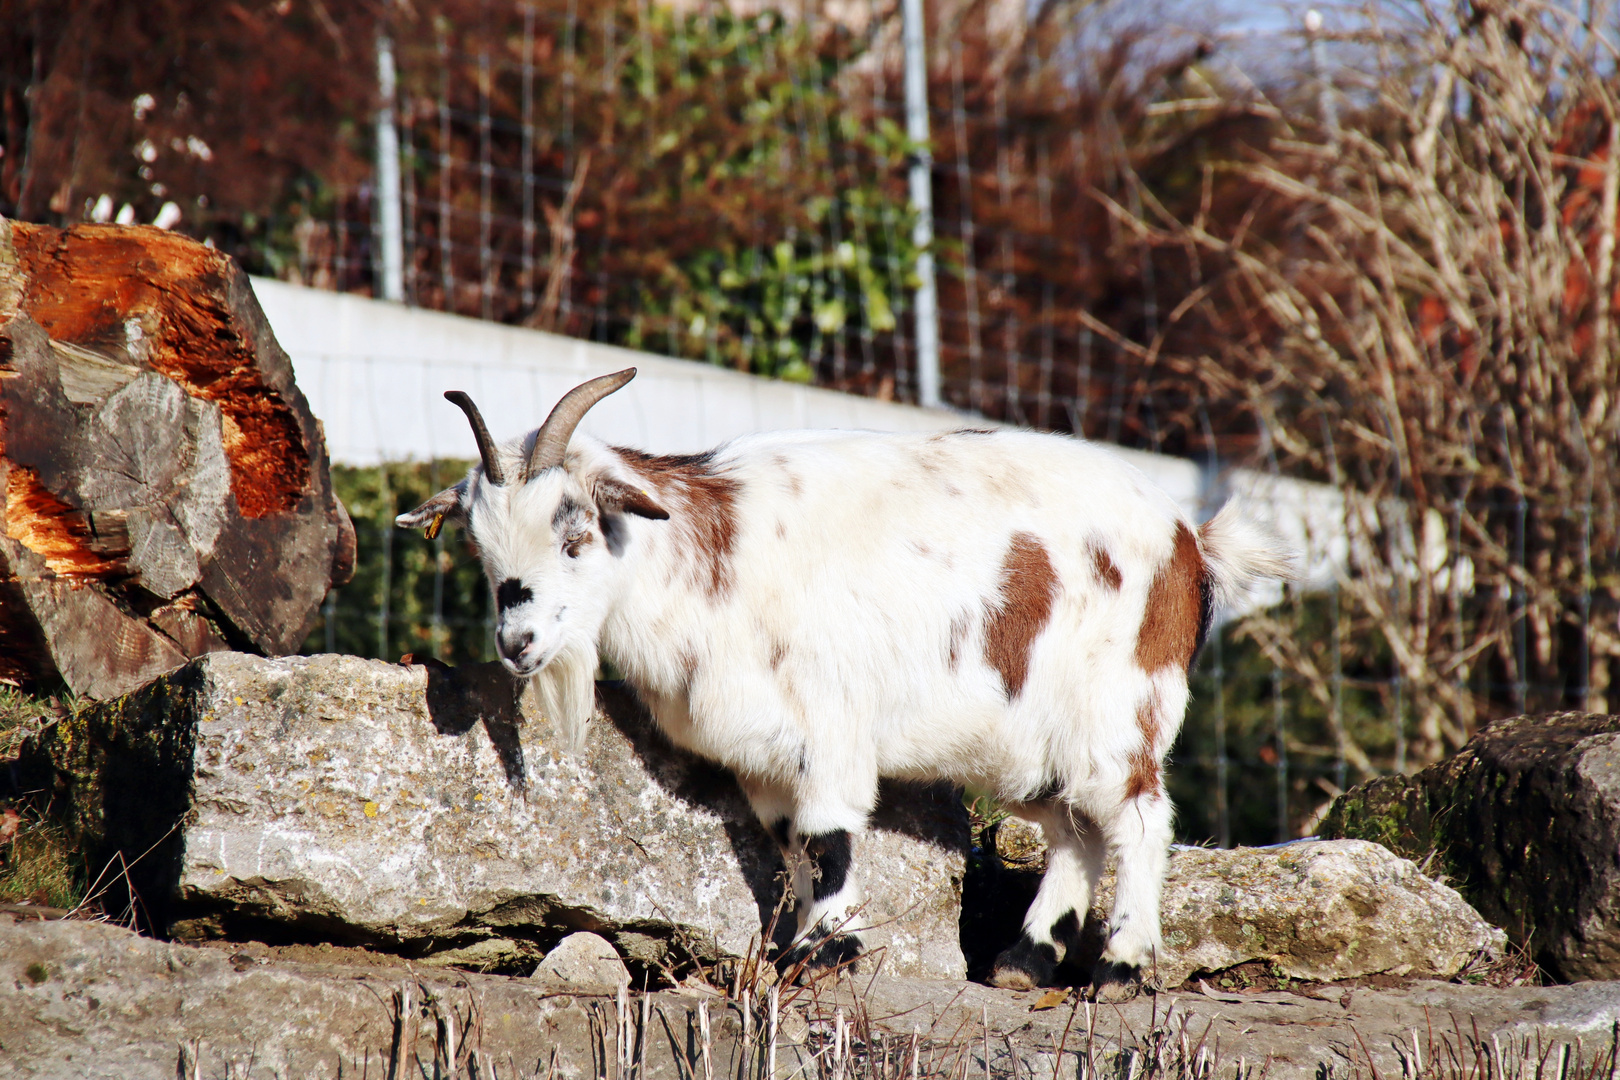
0,217 -> 354,699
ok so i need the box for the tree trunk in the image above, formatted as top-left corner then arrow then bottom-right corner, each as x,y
0,217 -> 354,699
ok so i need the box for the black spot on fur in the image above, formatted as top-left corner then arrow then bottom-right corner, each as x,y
1192,570 -> 1214,669
803,830 -> 852,901
770,817 -> 793,852
601,511 -> 629,557
1091,959 -> 1146,998
551,497 -> 590,530
496,578 -> 533,612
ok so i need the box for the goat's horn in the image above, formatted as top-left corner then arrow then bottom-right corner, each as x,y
444,391 -> 506,486
524,368 -> 637,480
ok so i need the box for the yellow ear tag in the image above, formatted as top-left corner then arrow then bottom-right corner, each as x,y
425,513 -> 446,540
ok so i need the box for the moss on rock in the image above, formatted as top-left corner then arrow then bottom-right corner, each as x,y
1320,712 -> 1620,981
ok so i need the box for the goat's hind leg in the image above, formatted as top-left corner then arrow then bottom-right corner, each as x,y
1091,788 -> 1173,1002
988,803 -> 1105,990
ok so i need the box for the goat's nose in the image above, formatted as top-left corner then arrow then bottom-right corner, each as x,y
498,629 -> 534,663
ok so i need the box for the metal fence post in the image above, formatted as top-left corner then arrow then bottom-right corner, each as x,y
902,0 -> 941,408
376,24 -> 406,304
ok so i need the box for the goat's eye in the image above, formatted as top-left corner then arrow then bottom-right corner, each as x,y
563,531 -> 589,558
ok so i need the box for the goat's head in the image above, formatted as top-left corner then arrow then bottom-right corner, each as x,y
396,370 -> 667,707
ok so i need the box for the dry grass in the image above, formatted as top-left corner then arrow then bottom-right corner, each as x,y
0,683 -> 68,762
0,809 -> 79,909
360,968 -> 1620,1080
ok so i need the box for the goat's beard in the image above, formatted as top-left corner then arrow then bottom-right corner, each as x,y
532,639 -> 596,753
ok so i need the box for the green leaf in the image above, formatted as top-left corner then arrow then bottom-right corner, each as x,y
778,358 -> 814,383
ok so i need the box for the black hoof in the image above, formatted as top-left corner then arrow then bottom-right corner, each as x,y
988,934 -> 1059,990
781,932 -> 862,980
1090,960 -> 1148,1003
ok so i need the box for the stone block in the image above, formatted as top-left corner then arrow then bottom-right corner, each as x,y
37,652 -> 968,978
1322,711 -> 1620,980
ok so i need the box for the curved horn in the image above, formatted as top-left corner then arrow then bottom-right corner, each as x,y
444,391 -> 506,486
524,368 -> 637,480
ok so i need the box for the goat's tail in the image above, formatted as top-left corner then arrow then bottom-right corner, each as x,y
1197,498 -> 1299,611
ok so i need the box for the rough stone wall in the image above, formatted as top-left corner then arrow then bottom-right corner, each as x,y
33,652 -> 969,979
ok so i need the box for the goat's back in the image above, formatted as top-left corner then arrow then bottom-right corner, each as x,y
625,427 -> 1199,793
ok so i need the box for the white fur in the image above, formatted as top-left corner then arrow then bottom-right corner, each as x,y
400,423 -> 1295,981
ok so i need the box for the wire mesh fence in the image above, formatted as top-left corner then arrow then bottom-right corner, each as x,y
6,0 -> 1617,847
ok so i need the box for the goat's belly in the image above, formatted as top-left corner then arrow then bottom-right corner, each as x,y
872,701 -> 1051,789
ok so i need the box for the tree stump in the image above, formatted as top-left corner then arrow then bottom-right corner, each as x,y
0,217 -> 354,698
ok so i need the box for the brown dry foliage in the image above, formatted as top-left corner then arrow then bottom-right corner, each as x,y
1,0 -> 377,225
1136,2 -> 1620,761
934,0 -> 1620,767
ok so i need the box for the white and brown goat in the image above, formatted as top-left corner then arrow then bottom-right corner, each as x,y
397,369 -> 1293,998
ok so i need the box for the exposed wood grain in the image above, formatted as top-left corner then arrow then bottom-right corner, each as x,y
0,216 -> 353,698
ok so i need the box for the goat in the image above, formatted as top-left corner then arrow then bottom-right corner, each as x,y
397,368 -> 1294,999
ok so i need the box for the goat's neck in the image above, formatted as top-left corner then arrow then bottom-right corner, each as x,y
595,515 -> 712,700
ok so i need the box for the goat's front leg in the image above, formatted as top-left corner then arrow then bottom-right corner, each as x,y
778,825 -> 864,975
740,773 -> 869,977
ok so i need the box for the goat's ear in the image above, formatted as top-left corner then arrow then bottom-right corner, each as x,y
594,476 -> 669,520
395,481 -> 470,538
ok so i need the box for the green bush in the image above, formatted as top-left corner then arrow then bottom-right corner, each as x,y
1169,594 -> 1393,847
303,461 -> 492,665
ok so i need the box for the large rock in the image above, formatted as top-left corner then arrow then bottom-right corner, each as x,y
1321,711 -> 1620,981
966,828 -> 1501,988
33,652 -> 968,978
1146,840 -> 1502,987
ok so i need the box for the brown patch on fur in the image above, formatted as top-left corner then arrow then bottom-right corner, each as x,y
983,532 -> 1058,698
947,613 -> 972,671
1091,544 -> 1122,590
1125,701 -> 1162,800
772,454 -> 804,498
769,639 -> 789,670
616,448 -> 740,599
1135,522 -> 1205,673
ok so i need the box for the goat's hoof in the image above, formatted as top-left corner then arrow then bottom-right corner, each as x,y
987,966 -> 1037,991
781,933 -> 862,983
1090,961 -> 1149,1003
988,935 -> 1058,990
